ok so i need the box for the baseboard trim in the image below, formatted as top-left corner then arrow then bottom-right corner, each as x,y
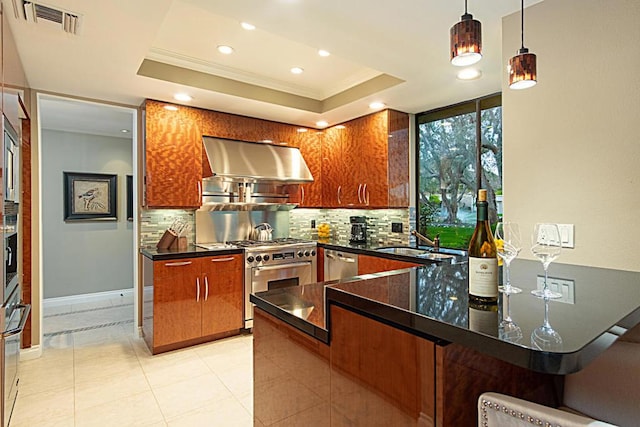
20,345 -> 43,360
44,288 -> 134,308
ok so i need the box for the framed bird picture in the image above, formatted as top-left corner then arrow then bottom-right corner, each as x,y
63,172 -> 117,221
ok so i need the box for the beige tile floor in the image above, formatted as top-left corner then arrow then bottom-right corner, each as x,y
11,295 -> 254,427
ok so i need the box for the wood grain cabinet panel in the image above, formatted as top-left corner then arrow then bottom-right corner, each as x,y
254,309 -> 330,426
143,100 -> 203,208
321,110 -> 409,208
152,259 -> 202,347
330,305 -> 435,425
357,254 -> 420,275
200,254 -> 244,336
144,254 -> 244,354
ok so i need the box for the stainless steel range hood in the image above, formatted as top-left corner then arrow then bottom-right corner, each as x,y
202,137 -> 313,183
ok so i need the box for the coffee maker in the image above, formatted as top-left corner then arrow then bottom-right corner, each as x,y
349,216 -> 367,244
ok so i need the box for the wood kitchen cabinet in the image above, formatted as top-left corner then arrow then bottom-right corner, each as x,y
357,254 -> 420,275
321,109 -> 409,208
143,99 -> 203,208
200,255 -> 244,336
142,253 -> 244,354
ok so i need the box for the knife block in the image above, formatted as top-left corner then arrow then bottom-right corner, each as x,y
170,236 -> 188,250
156,230 -> 177,249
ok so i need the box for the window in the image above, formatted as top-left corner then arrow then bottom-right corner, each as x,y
416,94 -> 502,250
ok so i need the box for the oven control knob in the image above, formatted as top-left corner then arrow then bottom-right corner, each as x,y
298,251 -> 304,258
255,255 -> 262,262
247,256 -> 255,263
263,255 -> 270,261
311,250 -> 316,256
304,250 -> 310,257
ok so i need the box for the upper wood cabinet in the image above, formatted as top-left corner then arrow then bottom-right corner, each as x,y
143,100 -> 203,208
321,110 -> 410,208
142,100 -> 408,209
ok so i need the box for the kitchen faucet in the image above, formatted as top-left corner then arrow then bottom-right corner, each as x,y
411,230 -> 440,252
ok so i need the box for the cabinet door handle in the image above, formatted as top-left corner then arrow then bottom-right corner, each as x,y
363,183 -> 369,205
197,181 -> 202,205
204,276 -> 209,301
300,187 -> 305,205
337,186 -> 342,204
164,261 -> 192,267
196,277 -> 200,302
211,257 -> 235,262
357,183 -> 362,203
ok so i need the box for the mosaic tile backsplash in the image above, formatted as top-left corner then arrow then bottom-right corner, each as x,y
141,207 -> 416,248
289,208 -> 414,246
140,209 -> 195,248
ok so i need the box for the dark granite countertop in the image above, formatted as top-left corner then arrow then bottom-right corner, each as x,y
317,239 -> 463,265
140,245 -> 243,260
251,259 -> 640,375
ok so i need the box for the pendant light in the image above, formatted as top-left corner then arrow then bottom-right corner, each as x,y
508,0 -> 537,89
450,0 -> 482,66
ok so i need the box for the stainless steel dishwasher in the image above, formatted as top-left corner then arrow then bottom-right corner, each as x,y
324,249 -> 358,281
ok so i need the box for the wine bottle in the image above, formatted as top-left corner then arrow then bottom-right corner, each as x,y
468,189 -> 498,302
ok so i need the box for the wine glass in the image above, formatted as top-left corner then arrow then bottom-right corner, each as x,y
531,297 -> 563,351
531,223 -> 562,299
499,293 -> 522,343
494,222 -> 522,294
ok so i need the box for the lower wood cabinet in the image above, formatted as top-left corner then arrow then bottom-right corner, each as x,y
143,254 -> 244,354
253,305 -> 560,426
357,253 -> 420,275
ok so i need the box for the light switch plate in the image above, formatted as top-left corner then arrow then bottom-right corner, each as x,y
536,276 -> 575,304
557,224 -> 575,248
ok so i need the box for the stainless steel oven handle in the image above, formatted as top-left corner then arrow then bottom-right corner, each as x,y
326,253 -> 336,260
255,261 -> 312,272
3,304 -> 31,338
337,256 -> 356,263
210,257 -> 235,262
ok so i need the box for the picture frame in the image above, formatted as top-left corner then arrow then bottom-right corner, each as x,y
63,172 -> 117,221
126,174 -> 133,221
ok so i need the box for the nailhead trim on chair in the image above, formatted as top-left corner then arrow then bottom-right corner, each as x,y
479,397 -> 561,427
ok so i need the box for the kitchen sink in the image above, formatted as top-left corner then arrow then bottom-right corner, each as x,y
375,246 -> 465,262
375,247 -> 429,257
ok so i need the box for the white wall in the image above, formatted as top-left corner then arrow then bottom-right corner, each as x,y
502,0 -> 640,272
42,129 -> 133,298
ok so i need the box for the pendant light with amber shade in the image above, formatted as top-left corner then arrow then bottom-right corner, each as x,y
450,0 -> 482,66
508,0 -> 537,89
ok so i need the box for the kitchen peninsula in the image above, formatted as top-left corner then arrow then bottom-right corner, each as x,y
251,260 -> 640,426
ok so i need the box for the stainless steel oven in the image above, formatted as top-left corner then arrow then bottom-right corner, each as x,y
232,238 -> 316,328
1,285 -> 30,427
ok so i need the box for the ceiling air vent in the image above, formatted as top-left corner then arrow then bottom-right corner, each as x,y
12,0 -> 80,35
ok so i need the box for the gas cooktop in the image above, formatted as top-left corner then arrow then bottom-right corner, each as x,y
227,238 -> 315,248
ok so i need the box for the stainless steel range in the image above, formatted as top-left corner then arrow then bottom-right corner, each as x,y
227,238 -> 317,329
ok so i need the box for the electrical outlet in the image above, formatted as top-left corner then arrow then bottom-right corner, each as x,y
536,276 -> 575,304
391,222 -> 403,233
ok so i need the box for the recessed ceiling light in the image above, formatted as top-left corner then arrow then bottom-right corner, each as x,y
121,129 -> 129,133
369,102 -> 385,110
457,68 -> 482,80
335,125 -> 346,129
217,45 -> 234,55
164,105 -> 178,111
240,22 -> 256,30
316,120 -> 329,128
174,93 -> 192,102
318,49 -> 330,57
297,128 -> 308,133
261,139 -> 273,143
290,67 -> 304,74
